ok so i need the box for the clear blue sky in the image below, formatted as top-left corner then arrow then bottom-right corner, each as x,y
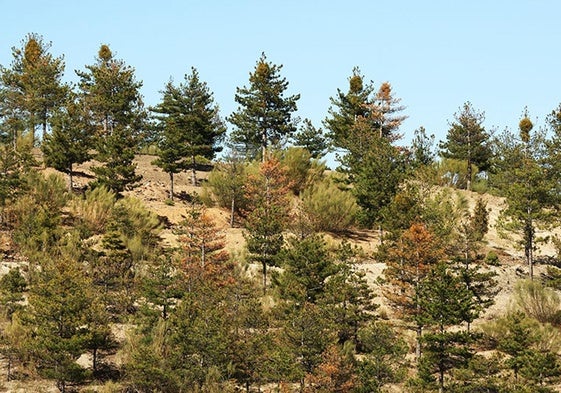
2,1 -> 561,160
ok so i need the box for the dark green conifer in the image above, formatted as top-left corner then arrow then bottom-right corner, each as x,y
41,94 -> 91,190
151,68 -> 226,196
77,44 -> 145,194
228,53 -> 300,160
439,102 -> 491,190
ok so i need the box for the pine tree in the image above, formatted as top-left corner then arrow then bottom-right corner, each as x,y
0,33 -> 68,145
410,126 -> 436,168
305,344 -> 357,393
321,242 -> 378,347
228,53 -> 300,160
41,93 -> 92,190
325,69 -> 406,165
90,230 -> 135,319
244,157 -> 292,294
546,103 -> 561,197
324,67 -> 373,153
151,68 -> 226,196
381,222 -> 445,359
77,44 -> 144,193
0,268 -> 26,321
470,197 -> 489,242
21,255 -> 91,392
278,301 -> 336,388
494,112 -> 556,279
350,136 -> 407,228
366,81 -> 407,142
274,235 -> 337,304
355,322 -> 408,393
417,263 -> 476,392
177,206 -> 229,270
0,143 -> 27,223
293,118 -> 328,159
439,102 -> 491,190
205,151 -> 249,227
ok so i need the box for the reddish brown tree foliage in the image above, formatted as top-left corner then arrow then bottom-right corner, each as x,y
305,344 -> 356,393
382,222 -> 445,359
177,207 -> 233,290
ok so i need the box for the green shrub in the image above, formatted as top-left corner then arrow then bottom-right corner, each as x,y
70,186 -> 116,235
301,180 -> 358,233
514,279 -> 560,324
11,173 -> 69,254
204,160 -> 250,218
276,147 -> 325,195
486,251 -> 500,266
435,158 -> 479,190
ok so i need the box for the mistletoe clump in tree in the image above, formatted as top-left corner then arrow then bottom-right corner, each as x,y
495,110 -> 557,279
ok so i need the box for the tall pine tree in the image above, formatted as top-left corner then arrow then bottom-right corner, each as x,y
244,157 -> 292,294
77,44 -> 144,193
439,102 -> 491,191
151,68 -> 226,196
494,112 -> 556,279
0,33 -> 68,145
228,53 -> 300,160
324,67 -> 373,154
41,93 -> 92,190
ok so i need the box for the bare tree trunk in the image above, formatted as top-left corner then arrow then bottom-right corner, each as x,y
92,347 -> 98,374
169,172 -> 174,201
68,163 -> 73,192
230,197 -> 235,228
416,325 -> 422,361
262,262 -> 267,295
42,119 -> 47,143
191,155 -> 197,186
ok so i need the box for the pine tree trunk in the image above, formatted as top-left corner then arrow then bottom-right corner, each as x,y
262,129 -> 267,162
466,157 -> 472,191
42,119 -> 47,142
416,325 -> 422,361
201,241 -> 206,267
230,197 -> 235,228
68,164 -> 73,192
526,211 -> 534,280
169,172 -> 174,201
467,130 -> 472,191
191,155 -> 197,186
262,262 -> 267,295
92,347 -> 98,374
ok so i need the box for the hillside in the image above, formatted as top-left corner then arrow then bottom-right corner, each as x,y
45,154 -> 560,313
41,154 -> 557,325
2,153 -> 560,392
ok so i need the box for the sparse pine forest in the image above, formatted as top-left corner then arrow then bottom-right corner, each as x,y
3,34 -> 561,392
